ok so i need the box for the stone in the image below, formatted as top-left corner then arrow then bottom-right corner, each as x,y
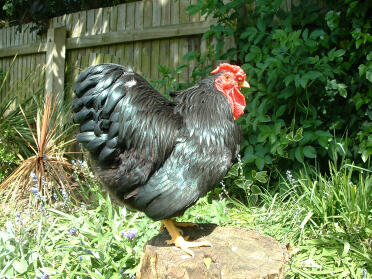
137,224 -> 288,279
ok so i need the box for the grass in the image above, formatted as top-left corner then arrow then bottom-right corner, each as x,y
0,161 -> 370,279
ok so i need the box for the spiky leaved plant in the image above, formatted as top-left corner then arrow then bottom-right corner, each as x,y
0,92 -> 77,206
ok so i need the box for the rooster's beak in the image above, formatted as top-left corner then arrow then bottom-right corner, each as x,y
240,81 -> 250,88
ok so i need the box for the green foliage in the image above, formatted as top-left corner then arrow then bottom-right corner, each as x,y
0,129 -> 19,183
187,0 -> 372,174
0,94 -> 36,183
0,162 -> 370,278
221,155 -> 266,205
150,64 -> 188,96
283,163 -> 372,238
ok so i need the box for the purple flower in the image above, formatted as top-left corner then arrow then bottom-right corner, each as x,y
120,228 -> 138,240
79,256 -> 83,262
39,274 -> 49,279
31,186 -> 39,195
69,227 -> 78,236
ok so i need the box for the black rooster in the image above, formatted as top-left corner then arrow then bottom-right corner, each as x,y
73,63 -> 249,256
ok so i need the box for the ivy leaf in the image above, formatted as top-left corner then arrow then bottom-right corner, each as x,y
303,146 -> 317,158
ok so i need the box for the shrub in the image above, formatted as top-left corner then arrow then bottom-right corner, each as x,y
187,0 -> 372,176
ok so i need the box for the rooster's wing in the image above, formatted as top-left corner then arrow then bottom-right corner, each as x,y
73,64 -> 182,203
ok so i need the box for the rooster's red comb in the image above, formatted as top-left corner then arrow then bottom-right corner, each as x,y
211,63 -> 246,81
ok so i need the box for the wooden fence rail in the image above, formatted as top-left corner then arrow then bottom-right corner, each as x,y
0,0 -> 221,101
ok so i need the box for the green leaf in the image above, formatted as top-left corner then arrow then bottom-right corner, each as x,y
303,146 -> 317,158
295,147 -> 304,163
226,164 -> 239,177
310,29 -> 326,40
303,71 -> 322,81
257,18 -> 265,32
294,127 -> 304,142
186,5 -> 203,15
366,71 -> 372,83
251,184 -> 262,195
302,28 -> 309,40
334,49 -> 346,57
184,51 -> 199,61
361,150 -> 369,163
358,64 -> 367,76
13,259 -> 28,274
254,171 -> 268,183
284,75 -> 294,86
275,105 -> 286,118
245,52 -> 256,62
255,157 -> 265,170
367,52 -> 372,61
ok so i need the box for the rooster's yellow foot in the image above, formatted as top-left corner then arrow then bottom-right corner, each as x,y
161,219 -> 212,257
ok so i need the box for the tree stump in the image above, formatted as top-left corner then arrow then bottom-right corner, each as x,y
137,224 -> 288,279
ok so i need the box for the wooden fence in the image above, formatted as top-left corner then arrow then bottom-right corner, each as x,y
0,0 -> 220,101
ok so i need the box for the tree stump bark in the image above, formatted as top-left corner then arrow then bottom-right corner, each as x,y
137,224 -> 288,279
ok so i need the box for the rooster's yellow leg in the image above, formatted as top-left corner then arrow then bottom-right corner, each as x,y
159,220 -> 198,233
161,219 -> 211,257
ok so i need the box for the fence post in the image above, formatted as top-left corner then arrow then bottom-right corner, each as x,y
45,25 -> 66,97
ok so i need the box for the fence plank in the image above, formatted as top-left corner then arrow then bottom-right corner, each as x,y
171,0 -> 180,25
102,7 -> 110,33
71,12 -> 80,37
153,0 -> 161,27
126,3 -> 135,30
133,41 -> 142,73
66,13 -> 73,36
124,43 -> 134,66
110,6 -> 118,32
95,8 -> 103,34
87,9 -> 95,35
135,1 -> 144,30
169,38 -> 179,82
144,0 -> 153,28
151,40 -> 160,80
161,0 -> 171,25
179,0 -> 190,24
159,39 -> 170,69
142,41 -> 151,79
80,11 -> 87,36
179,37 -> 189,83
